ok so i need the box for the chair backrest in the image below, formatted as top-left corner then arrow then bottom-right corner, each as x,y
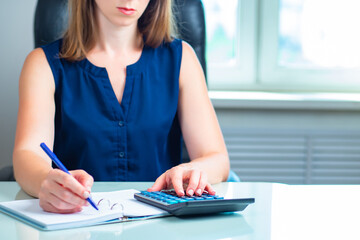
34,0 -> 68,48
34,0 -> 207,78
0,165 -> 15,181
173,0 -> 207,78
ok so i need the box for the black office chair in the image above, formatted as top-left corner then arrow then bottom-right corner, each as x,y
0,165 -> 15,181
33,0 -> 239,182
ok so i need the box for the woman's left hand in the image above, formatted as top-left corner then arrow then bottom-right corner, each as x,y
148,163 -> 216,197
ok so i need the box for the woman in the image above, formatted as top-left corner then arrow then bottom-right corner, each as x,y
13,0 -> 229,213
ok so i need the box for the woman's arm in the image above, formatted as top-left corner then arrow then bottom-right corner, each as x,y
13,49 -> 92,213
13,48 -> 56,196
149,41 -> 230,196
177,42 -> 230,183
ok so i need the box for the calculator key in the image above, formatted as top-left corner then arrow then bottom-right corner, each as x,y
203,196 -> 215,200
194,197 -> 205,200
185,198 -> 195,201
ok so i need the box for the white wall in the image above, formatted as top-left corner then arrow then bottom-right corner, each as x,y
0,0 -> 37,169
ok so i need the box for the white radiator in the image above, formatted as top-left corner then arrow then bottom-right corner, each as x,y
223,129 -> 360,184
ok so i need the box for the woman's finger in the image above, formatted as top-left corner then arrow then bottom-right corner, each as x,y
170,167 -> 185,196
204,183 -> 216,195
46,192 -> 80,210
194,173 -> 208,196
71,170 -> 94,192
185,169 -> 201,196
148,173 -> 167,192
48,180 -> 88,207
50,169 -> 89,199
40,200 -> 82,214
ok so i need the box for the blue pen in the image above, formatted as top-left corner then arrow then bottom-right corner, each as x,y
40,142 -> 99,211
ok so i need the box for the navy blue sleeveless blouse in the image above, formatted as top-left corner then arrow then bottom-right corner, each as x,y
41,39 -> 183,181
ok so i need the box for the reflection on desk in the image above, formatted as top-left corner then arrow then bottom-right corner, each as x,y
14,213 -> 252,240
1,182 -> 360,240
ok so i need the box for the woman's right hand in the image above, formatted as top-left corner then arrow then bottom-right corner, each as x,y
38,169 -> 94,213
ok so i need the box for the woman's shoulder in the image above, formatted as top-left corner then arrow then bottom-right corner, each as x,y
180,40 -> 195,55
25,40 -> 60,67
23,40 -> 63,87
24,48 -> 49,70
20,47 -> 55,93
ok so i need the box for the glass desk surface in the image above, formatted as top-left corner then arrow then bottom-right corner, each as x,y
1,181 -> 360,240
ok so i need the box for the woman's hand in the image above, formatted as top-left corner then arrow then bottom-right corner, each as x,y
148,163 -> 216,197
38,169 -> 94,213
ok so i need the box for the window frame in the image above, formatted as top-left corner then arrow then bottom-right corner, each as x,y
205,0 -> 360,93
206,0 -> 258,90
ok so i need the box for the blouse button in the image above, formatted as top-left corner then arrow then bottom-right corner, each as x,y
118,121 -> 124,127
119,152 -> 125,158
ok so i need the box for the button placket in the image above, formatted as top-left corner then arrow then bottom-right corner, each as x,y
116,117 -> 127,180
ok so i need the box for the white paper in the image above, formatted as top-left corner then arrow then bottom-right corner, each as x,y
0,189 -> 167,230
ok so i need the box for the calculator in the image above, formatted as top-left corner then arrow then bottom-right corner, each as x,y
134,190 -> 255,216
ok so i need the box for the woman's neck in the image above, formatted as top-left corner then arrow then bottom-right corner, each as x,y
93,10 -> 143,57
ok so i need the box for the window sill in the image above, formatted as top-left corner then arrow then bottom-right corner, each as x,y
209,91 -> 360,111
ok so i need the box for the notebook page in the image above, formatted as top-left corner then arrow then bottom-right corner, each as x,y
0,189 -> 168,230
0,198 -> 122,228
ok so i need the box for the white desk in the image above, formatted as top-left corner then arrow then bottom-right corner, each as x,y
0,182 -> 359,240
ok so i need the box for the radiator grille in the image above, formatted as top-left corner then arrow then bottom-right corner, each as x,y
223,129 -> 360,184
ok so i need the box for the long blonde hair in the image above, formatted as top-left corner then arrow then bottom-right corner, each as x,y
61,0 -> 176,61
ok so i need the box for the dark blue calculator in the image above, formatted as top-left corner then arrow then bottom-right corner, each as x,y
134,190 -> 254,216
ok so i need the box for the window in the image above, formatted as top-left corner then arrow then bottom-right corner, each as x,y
203,0 -> 237,66
278,0 -> 360,69
203,0 -> 360,92
203,0 -> 257,90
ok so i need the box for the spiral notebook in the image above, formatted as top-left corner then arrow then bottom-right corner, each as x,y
0,189 -> 169,231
